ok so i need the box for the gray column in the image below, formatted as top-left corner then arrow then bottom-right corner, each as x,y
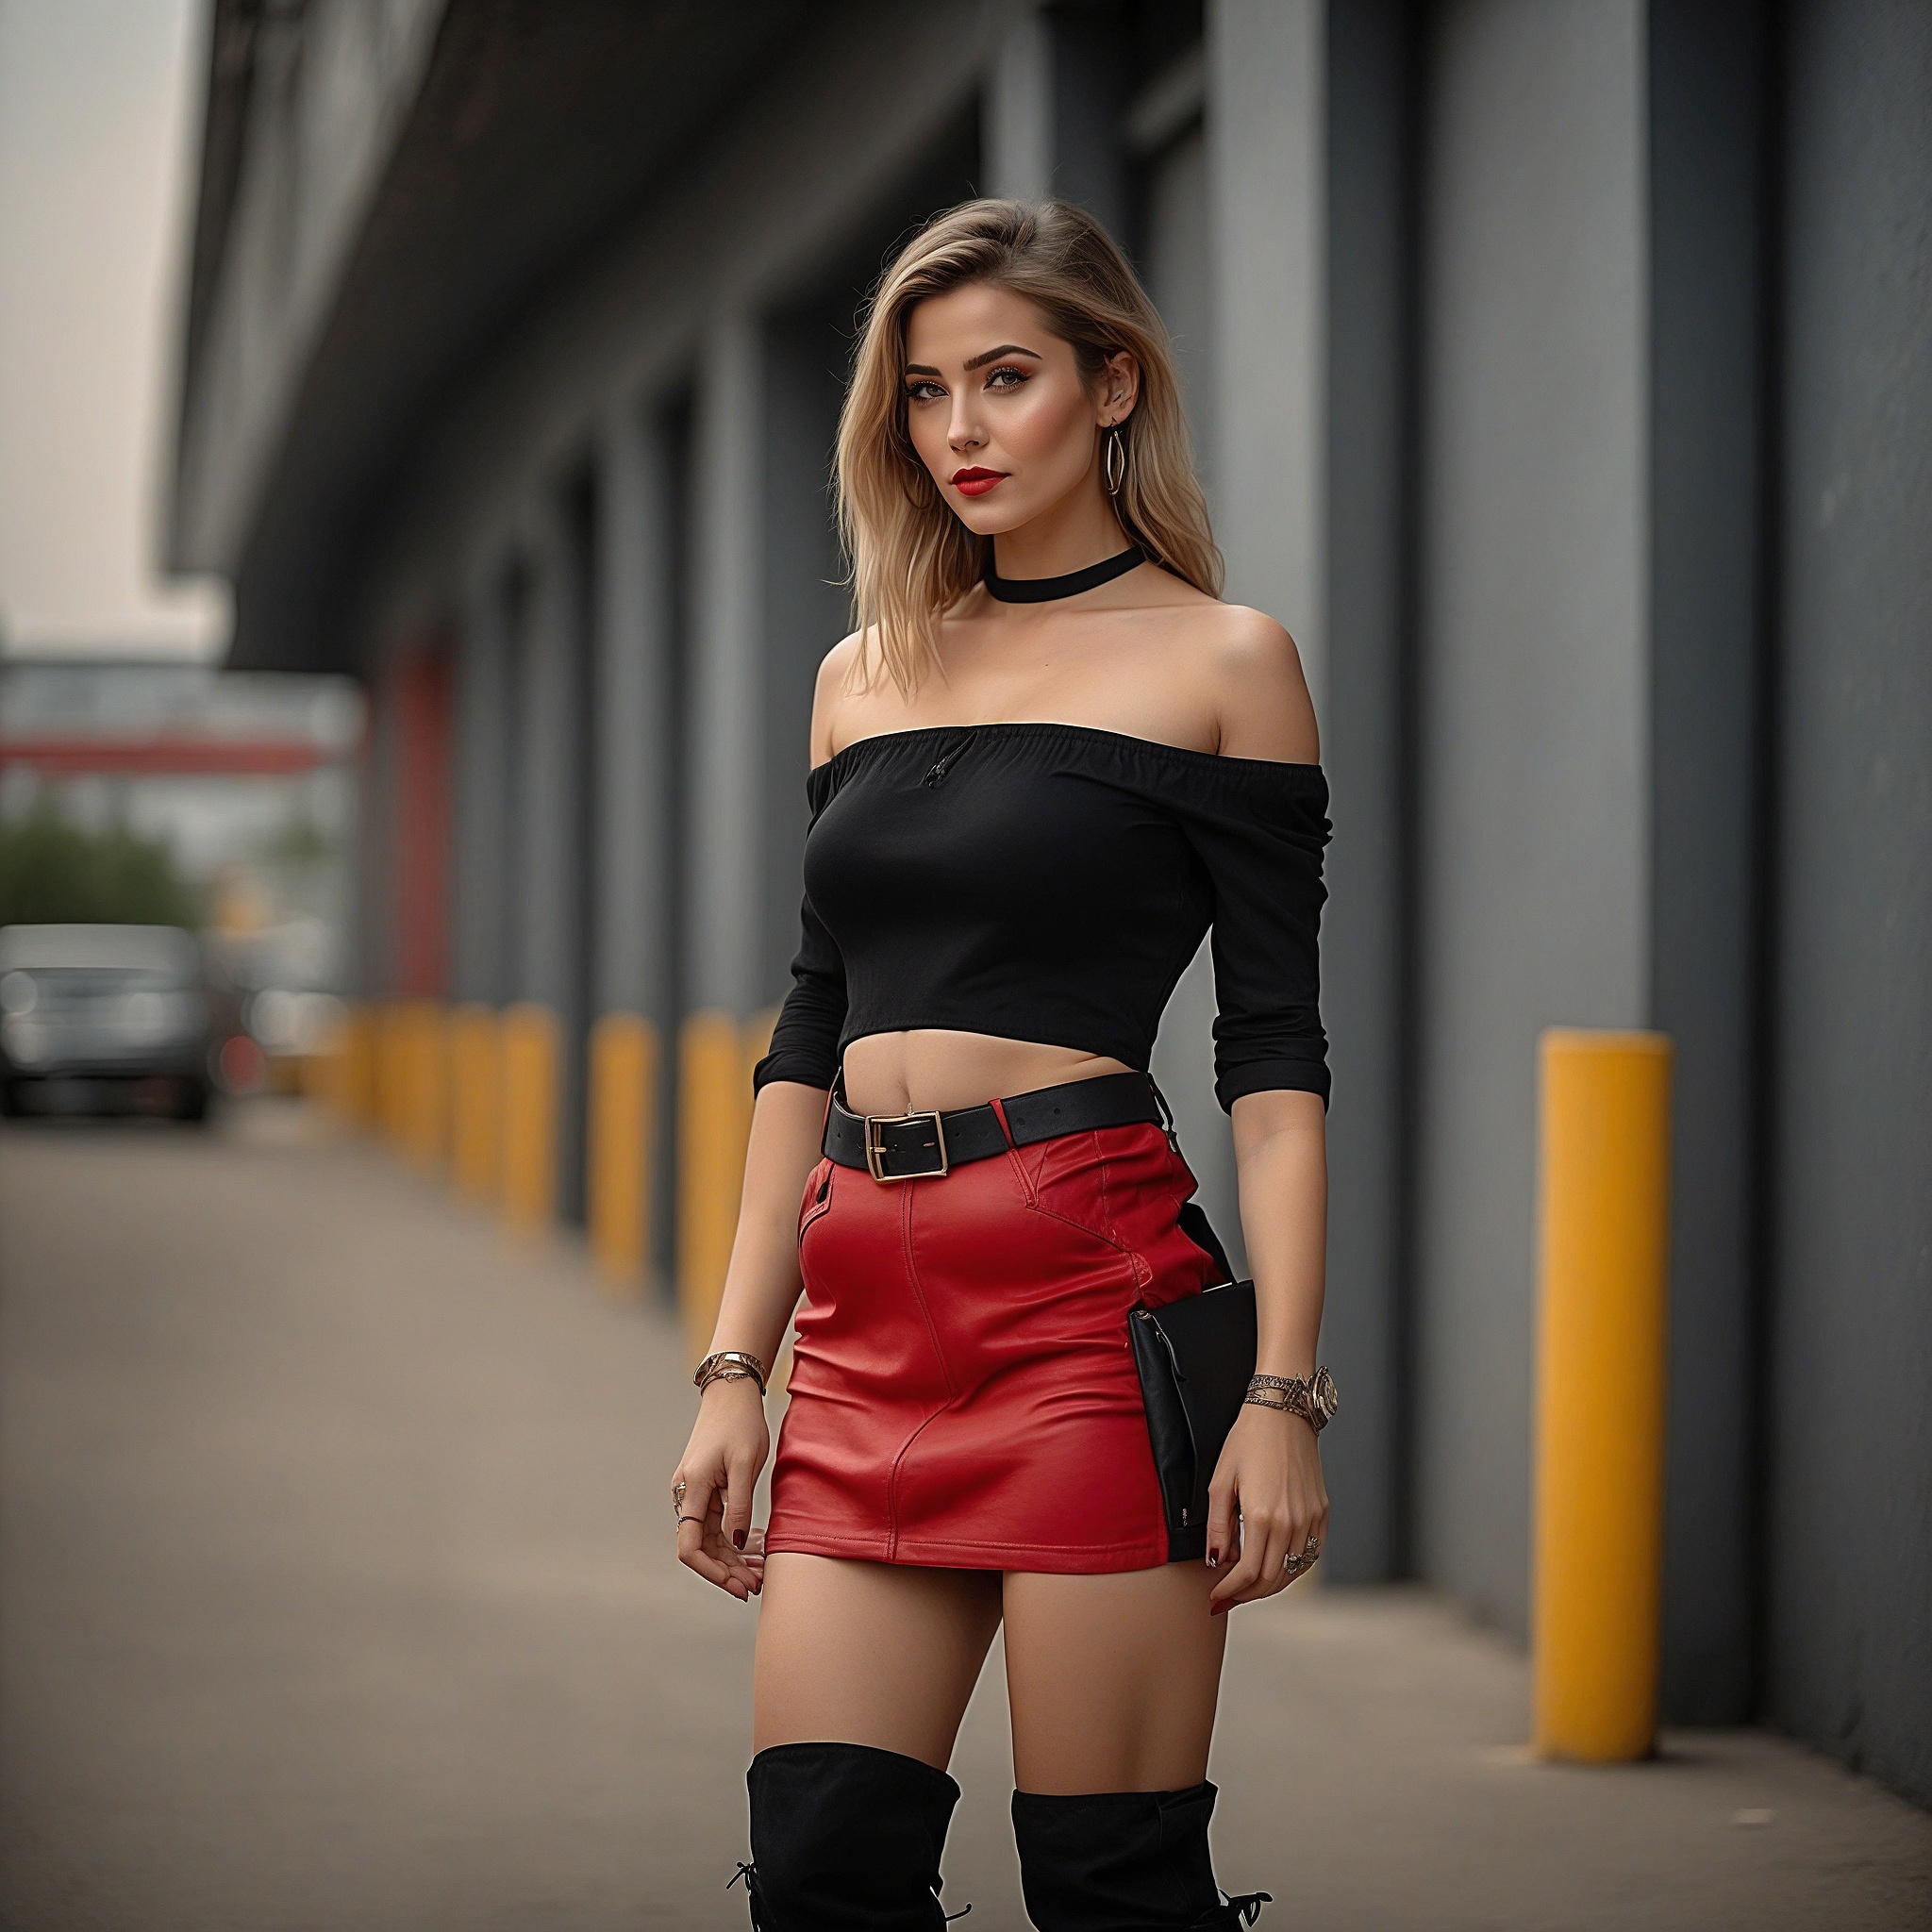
511,509 -> 580,1016
451,556 -> 513,1005
592,404 -> 675,1024
1412,0 -> 1650,1641
511,500 -> 591,1214
1767,0 -> 1932,1805
685,311 -> 766,1017
1209,0 -> 1326,706
1646,0 -> 1770,1725
1318,0 -> 1417,1584
983,1 -> 1052,200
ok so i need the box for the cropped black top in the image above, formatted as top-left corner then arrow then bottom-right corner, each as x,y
751,723 -> 1331,1112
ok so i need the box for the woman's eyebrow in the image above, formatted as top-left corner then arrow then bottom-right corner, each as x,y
964,342 -> 1041,370
902,344 -> 1043,378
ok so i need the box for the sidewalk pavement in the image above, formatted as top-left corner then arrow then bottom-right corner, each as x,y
1,1103 -> 1925,1931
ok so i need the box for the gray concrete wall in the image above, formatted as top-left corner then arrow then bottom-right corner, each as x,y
1413,0 -> 1650,1638
1767,0 -> 1932,1804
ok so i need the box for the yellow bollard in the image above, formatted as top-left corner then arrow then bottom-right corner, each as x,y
587,1011 -> 658,1293
447,1005 -> 503,1202
376,1002 -> 411,1149
308,1008 -> 349,1118
392,1001 -> 447,1170
676,1009 -> 758,1358
499,1003 -> 559,1236
1533,1028 -> 1674,1761
342,1003 -> 379,1129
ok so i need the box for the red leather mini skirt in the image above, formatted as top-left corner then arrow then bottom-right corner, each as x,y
766,1118 -> 1222,1574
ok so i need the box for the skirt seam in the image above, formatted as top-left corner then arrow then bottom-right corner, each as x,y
1096,1128 -> 1121,1245
884,1399 -> 957,1563
889,1184 -> 959,1561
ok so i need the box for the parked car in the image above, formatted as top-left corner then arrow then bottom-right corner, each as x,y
0,924 -> 214,1122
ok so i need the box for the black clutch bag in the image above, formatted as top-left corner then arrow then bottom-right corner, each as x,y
1128,1203 -> 1257,1561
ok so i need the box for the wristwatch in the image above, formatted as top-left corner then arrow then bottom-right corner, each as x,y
1244,1366 -> 1339,1431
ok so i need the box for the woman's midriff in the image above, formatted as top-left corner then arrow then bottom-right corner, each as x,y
841,1027 -> 1136,1118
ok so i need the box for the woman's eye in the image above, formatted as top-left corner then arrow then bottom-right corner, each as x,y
905,380 -> 944,402
986,366 -> 1027,390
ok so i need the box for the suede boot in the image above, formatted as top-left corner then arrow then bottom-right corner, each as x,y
740,1740 -> 962,1930
1010,1782 -> 1269,1930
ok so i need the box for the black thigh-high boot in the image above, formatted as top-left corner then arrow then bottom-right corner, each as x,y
740,1741 -> 962,1930
1010,1783 -> 1269,1931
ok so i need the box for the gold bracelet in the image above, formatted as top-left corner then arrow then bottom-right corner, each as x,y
1241,1368 -> 1340,1432
693,1350 -> 770,1396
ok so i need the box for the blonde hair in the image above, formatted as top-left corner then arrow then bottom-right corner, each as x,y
837,198 -> 1222,692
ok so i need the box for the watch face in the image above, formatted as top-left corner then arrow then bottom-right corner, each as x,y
1311,1366 -> 1339,1426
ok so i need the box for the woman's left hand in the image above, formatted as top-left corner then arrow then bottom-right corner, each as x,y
1205,1403 -> 1329,1613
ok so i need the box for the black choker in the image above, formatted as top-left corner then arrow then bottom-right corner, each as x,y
984,544 -> 1144,603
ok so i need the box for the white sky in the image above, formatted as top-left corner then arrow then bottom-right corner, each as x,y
0,0 -> 228,659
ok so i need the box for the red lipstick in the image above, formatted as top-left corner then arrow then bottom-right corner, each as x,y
950,467 -> 1008,496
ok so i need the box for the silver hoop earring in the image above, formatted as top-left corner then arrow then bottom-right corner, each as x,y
1104,426 -> 1127,496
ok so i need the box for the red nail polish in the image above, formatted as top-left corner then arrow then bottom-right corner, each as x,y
733,1529 -> 747,1550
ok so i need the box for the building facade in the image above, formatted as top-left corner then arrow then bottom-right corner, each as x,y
171,0 -> 1930,1801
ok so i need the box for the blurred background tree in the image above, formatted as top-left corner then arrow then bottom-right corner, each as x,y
0,801 -> 203,928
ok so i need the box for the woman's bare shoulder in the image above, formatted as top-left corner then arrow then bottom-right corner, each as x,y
1183,602 -> 1320,763
809,631 -> 870,764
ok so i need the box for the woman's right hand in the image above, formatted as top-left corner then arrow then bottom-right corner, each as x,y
672,1377 -> 771,1600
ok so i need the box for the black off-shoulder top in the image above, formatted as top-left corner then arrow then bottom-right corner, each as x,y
751,722 -> 1331,1112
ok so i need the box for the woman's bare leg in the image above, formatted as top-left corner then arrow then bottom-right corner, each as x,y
755,1552 -> 1004,1771
1004,1561 -> 1227,1792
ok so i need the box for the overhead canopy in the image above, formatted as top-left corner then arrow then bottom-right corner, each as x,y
173,0 -> 808,674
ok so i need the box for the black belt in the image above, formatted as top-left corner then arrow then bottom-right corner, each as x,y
824,1069 -> 1169,1182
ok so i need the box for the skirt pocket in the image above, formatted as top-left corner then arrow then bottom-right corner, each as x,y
1024,1128 -> 1130,1252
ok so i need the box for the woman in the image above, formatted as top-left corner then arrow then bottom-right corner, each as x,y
673,198 -> 1334,1931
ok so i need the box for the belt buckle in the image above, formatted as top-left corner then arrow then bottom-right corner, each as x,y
863,1109 -> 949,1182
